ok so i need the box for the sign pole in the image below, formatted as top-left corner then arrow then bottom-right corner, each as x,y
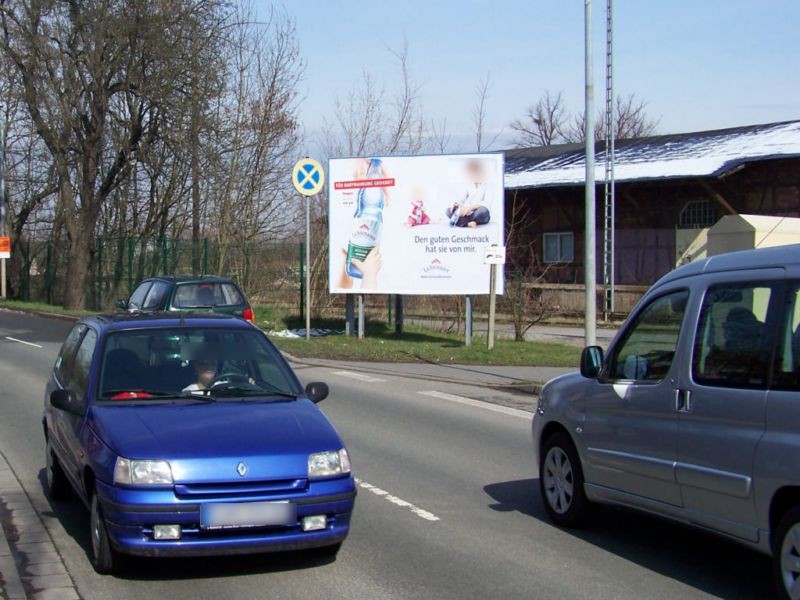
305,193 -> 311,341
484,244 -> 505,350
291,157 -> 324,341
487,265 -> 497,350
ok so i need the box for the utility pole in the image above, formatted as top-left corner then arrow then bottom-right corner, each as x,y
584,0 -> 597,346
602,0 -> 616,321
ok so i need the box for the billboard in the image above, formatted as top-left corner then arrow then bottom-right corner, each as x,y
328,153 -> 504,295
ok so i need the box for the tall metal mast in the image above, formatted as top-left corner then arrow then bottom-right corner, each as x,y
602,0 -> 615,319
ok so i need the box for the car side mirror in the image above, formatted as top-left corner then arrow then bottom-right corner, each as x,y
116,299 -> 127,311
580,346 -> 604,379
305,382 -> 329,403
50,389 -> 84,415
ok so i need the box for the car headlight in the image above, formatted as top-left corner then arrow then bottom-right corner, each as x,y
113,457 -> 173,485
308,449 -> 351,478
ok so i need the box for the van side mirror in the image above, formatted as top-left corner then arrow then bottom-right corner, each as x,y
50,389 -> 84,415
305,382 -> 329,403
116,299 -> 127,311
580,346 -> 604,379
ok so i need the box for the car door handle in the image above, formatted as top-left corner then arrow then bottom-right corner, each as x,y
675,389 -> 692,413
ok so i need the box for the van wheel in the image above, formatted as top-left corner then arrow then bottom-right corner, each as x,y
45,439 -> 70,501
773,506 -> 800,599
539,432 -> 590,527
90,493 -> 121,575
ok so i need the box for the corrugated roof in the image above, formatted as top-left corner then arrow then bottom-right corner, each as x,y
504,120 -> 800,190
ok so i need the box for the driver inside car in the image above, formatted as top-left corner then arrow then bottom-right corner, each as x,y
183,359 -> 218,393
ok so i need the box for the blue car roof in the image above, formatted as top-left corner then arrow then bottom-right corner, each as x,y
84,313 -> 253,333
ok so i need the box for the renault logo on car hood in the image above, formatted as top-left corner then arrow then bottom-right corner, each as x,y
236,462 -> 248,477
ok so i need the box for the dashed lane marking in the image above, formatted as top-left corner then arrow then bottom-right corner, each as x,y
355,478 -> 440,522
331,370 -> 386,383
4,336 -> 43,349
418,390 -> 532,420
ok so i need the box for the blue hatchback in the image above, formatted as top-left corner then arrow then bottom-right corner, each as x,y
43,313 -> 356,574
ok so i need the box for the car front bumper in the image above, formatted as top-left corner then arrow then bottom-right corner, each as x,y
95,477 -> 356,557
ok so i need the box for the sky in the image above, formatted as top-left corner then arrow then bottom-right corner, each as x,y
274,0 -> 800,152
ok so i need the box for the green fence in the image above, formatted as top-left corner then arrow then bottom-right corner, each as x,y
15,236 -> 304,312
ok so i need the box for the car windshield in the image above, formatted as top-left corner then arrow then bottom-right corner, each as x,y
172,282 -> 245,308
98,327 -> 296,402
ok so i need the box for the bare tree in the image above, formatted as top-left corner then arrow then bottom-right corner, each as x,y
511,90 -> 658,147
471,73 -> 501,152
564,93 -> 659,143
510,90 -> 567,147
429,117 -> 453,154
503,190 -> 554,341
0,0 -> 231,308
321,42 -> 425,159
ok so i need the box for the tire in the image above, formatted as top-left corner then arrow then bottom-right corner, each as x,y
772,505 -> 800,599
539,431 -> 590,527
45,438 -> 70,501
90,493 -> 121,575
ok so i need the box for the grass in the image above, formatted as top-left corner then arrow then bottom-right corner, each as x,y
0,299 -> 93,318
0,299 -> 581,367
268,317 -> 580,367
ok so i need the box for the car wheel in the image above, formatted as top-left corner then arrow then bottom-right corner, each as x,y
45,438 -> 70,501
539,431 -> 590,527
773,505 -> 800,599
90,493 -> 121,575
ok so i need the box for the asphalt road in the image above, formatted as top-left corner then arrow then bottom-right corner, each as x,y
0,309 -> 775,599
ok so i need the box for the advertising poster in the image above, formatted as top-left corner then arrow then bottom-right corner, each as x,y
329,153 -> 504,295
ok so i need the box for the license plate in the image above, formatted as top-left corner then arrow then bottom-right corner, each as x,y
201,501 -> 296,530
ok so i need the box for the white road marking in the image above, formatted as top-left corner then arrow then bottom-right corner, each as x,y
355,478 -> 440,522
4,336 -> 43,349
418,390 -> 532,420
331,370 -> 386,383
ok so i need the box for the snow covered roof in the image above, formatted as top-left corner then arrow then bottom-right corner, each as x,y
504,120 -> 800,190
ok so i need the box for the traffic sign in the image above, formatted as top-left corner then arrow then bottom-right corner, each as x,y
292,158 -> 325,196
484,244 -> 506,265
0,236 -> 9,259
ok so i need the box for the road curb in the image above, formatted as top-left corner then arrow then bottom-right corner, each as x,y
0,452 -> 80,600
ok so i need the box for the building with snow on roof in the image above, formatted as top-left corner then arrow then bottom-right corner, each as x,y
502,119 -> 800,314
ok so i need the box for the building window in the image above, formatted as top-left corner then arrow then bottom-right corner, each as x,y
679,200 -> 718,229
543,232 -> 574,263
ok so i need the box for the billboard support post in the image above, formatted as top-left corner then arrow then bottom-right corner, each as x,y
465,296 -> 473,346
395,294 -> 404,334
358,294 -> 365,339
345,294 -> 355,336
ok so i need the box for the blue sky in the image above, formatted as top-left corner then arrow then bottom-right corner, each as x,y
277,0 -> 799,150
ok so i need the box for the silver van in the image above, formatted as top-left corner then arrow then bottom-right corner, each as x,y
531,243 -> 800,598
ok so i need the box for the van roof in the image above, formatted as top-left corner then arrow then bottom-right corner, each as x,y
656,243 -> 800,287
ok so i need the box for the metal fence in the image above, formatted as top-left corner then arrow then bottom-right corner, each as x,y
14,236 -> 305,312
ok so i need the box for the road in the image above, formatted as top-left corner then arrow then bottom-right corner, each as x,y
0,310 -> 774,599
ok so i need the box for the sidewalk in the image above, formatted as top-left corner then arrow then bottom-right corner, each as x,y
288,356 -> 574,391
0,452 -> 79,600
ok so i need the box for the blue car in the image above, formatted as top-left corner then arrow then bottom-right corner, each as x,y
43,313 -> 356,574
